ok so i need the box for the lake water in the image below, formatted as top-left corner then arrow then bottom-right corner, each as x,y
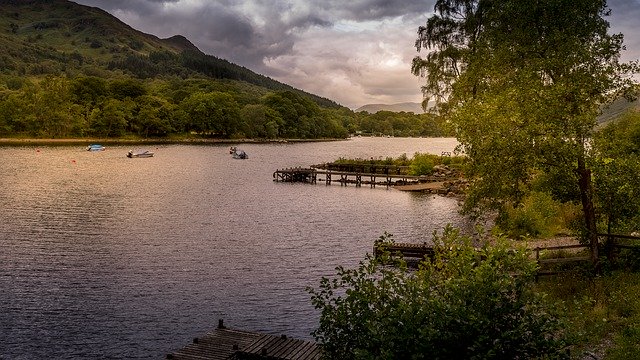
0,137 -> 470,359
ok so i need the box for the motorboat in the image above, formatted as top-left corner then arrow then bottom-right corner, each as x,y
231,148 -> 248,159
127,150 -> 154,158
87,144 -> 105,151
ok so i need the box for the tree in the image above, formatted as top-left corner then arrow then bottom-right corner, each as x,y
308,228 -> 567,359
592,110 -> 640,235
180,91 -> 240,136
132,95 -> 175,137
413,0 -> 638,263
239,104 -> 283,138
88,99 -> 128,137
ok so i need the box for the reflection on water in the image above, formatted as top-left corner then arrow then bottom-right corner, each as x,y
0,138 -> 471,359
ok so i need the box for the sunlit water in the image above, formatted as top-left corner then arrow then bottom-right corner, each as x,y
0,137 -> 471,359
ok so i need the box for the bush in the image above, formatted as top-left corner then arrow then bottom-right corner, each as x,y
497,191 -> 566,239
409,152 -> 435,175
308,227 -> 568,359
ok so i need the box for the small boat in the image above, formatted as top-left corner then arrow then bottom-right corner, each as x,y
231,147 -> 248,159
127,150 -> 154,158
87,144 -> 105,151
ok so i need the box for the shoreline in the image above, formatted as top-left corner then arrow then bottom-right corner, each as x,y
0,137 -> 346,146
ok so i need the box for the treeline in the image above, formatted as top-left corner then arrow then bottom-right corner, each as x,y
0,75 -> 451,139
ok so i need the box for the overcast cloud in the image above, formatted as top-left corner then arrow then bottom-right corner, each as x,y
73,0 -> 640,109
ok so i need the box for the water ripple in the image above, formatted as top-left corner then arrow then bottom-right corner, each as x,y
0,139 -> 469,359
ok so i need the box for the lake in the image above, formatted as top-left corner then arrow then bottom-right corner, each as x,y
0,137 -> 470,359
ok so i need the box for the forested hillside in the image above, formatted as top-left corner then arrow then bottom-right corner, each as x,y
0,0 -> 451,139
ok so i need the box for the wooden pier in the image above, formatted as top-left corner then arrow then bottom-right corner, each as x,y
373,242 -> 435,260
273,167 -> 449,188
168,320 -> 321,360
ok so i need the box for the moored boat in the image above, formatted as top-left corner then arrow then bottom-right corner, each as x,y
231,148 -> 248,159
127,150 -> 154,158
87,144 -> 105,151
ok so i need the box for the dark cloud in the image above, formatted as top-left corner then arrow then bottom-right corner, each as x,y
608,0 -> 640,63
331,0 -> 429,21
72,0 -> 638,108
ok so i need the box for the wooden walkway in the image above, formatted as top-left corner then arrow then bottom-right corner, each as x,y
167,321 -> 321,360
373,242 -> 435,260
273,167 -> 451,188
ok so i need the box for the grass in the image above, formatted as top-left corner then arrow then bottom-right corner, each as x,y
536,271 -> 640,359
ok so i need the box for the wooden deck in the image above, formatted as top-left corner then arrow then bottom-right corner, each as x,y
167,321 -> 321,360
273,167 -> 453,188
373,242 -> 435,260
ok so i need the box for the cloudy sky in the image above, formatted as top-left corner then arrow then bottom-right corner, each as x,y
73,0 -> 640,109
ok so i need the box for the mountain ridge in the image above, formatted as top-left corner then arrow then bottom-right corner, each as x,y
355,102 -> 425,114
0,0 -> 341,108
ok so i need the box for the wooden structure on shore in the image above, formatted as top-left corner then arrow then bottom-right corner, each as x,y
168,320 -> 321,360
273,167 -> 450,188
373,242 -> 435,260
376,234 -> 640,276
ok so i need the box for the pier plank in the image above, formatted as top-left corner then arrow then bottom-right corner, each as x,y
168,324 -> 321,360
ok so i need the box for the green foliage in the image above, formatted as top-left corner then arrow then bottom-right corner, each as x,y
592,156 -> 640,234
496,191 -> 569,239
593,110 -> 640,234
352,110 -> 452,137
413,0 -> 638,252
536,272 -> 640,358
309,227 -> 567,359
408,152 -> 435,176
595,109 -> 640,157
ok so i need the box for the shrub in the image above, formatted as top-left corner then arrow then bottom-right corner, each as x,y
409,152 -> 435,175
498,191 -> 565,239
309,227 -> 568,359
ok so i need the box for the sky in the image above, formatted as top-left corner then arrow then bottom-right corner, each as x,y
72,0 -> 640,110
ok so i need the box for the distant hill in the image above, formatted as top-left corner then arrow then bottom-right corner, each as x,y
0,0 -> 340,108
597,96 -> 640,126
355,97 -> 640,122
355,102 -> 425,114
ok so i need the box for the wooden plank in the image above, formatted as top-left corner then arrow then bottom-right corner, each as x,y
538,256 -> 591,264
235,333 -> 321,359
534,244 -> 589,251
168,328 -> 262,360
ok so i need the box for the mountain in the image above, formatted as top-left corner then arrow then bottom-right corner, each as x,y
597,96 -> 640,126
355,102 -> 425,114
0,0 -> 340,108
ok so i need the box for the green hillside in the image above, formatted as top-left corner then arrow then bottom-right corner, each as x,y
0,0 -> 339,108
0,0 -> 461,140
597,95 -> 640,126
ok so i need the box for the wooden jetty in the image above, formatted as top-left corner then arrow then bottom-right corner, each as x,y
273,167 -> 318,184
373,242 -> 435,260
273,167 -> 448,188
167,320 -> 321,360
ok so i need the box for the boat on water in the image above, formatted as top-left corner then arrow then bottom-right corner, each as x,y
230,146 -> 248,159
87,144 -> 105,151
127,150 -> 154,158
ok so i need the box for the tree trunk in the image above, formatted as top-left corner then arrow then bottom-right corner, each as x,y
577,156 -> 598,265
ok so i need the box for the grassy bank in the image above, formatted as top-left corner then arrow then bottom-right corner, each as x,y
537,270 -> 640,359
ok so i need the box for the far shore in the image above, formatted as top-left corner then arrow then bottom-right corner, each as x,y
0,137 -> 346,146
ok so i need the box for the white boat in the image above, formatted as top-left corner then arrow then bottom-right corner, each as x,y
127,150 -> 154,158
87,144 -> 105,151
231,147 -> 248,159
